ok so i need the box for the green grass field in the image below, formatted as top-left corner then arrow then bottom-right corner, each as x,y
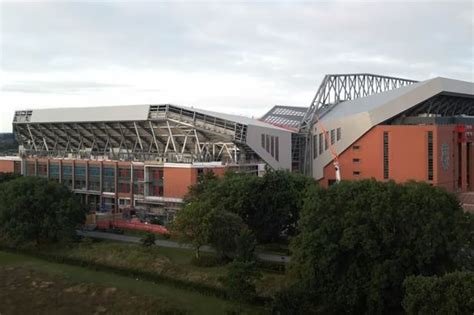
49,240 -> 285,297
0,250 -> 266,314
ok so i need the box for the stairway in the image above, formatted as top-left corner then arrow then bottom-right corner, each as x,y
459,192 -> 474,213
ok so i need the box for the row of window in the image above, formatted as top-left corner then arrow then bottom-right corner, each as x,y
312,127 -> 342,159
23,162 -> 164,195
261,134 -> 280,161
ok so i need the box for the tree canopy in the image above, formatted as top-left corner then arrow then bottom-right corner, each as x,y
0,176 -> 87,245
403,271 -> 474,314
287,179 -> 473,313
184,170 -> 315,243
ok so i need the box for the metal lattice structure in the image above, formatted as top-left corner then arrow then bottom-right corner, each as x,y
13,104 -> 251,163
297,73 -> 418,174
299,73 -> 418,133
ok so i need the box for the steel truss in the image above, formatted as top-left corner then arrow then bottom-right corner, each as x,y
13,105 -> 248,163
296,73 -> 417,174
299,73 -> 417,133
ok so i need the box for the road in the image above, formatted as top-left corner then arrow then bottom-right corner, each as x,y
77,230 -> 290,263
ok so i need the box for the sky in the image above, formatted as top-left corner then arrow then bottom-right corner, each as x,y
0,0 -> 472,132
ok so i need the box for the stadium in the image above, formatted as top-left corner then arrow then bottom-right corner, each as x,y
2,73 -> 473,219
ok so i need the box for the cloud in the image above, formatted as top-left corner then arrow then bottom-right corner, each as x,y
0,0 -> 472,131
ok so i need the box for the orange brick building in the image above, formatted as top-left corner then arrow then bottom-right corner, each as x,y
4,73 -> 474,218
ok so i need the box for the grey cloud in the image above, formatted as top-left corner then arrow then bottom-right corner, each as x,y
0,1 -> 472,107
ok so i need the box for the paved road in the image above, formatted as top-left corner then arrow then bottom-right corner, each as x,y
77,230 -> 290,263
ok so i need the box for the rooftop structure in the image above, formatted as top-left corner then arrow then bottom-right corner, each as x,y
13,104 -> 293,170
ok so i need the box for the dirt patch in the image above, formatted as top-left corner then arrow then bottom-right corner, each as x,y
0,266 -> 186,315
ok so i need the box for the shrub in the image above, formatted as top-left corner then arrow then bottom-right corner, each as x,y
140,233 -> 156,247
403,271 -> 474,314
191,255 -> 225,268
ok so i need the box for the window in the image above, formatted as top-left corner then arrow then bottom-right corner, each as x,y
353,158 -> 360,163
353,145 -> 360,150
330,129 -> 335,145
88,165 -> 100,191
103,166 -> 115,193
337,128 -> 341,141
261,134 -> 265,148
133,167 -> 144,195
383,132 -> 389,179
353,171 -> 361,176
275,136 -> 279,161
428,131 -> 433,181
319,133 -> 324,155
324,132 -> 329,151
265,135 -> 270,152
270,136 -> 275,157
313,135 -> 318,159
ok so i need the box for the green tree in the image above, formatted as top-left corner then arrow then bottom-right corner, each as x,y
286,180 -> 473,314
0,176 -> 86,245
220,260 -> 262,309
234,227 -> 257,262
403,271 -> 474,314
209,210 -> 244,259
184,170 -> 315,244
171,201 -> 213,259
140,232 -> 156,247
0,172 -> 20,184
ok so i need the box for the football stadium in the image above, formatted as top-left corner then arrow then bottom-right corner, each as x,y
2,73 -> 473,219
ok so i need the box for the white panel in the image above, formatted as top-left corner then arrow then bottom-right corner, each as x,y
30,105 -> 150,123
246,125 -> 292,170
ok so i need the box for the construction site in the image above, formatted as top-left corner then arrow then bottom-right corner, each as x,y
1,73 -> 473,224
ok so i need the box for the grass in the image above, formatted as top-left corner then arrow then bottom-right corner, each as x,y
47,240 -> 285,297
0,250 -> 266,314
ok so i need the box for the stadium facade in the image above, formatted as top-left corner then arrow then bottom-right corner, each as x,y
2,73 -> 474,217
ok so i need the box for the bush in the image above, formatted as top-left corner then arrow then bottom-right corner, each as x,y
191,255 -> 225,268
403,271 -> 474,314
220,260 -> 262,306
140,233 -> 156,247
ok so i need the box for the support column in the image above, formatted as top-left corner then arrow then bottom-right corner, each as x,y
469,143 -> 473,192
59,159 -> 63,183
461,142 -> 468,192
72,160 -> 75,190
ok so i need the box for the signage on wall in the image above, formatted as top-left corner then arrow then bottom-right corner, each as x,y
441,143 -> 450,171
456,125 -> 474,143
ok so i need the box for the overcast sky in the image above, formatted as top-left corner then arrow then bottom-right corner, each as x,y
0,0 -> 472,132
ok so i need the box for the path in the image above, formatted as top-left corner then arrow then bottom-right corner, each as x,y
77,230 -> 290,263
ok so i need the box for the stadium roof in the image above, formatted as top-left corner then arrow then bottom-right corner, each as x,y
18,103 -> 288,131
260,105 -> 308,130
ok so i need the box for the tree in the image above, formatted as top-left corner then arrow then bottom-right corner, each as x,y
220,260 -> 262,309
209,210 -> 244,259
250,170 -> 314,242
171,200 -> 213,259
234,227 -> 257,262
287,180 -> 473,313
403,271 -> 474,314
0,172 -> 20,184
0,176 -> 86,245
183,170 -> 315,244
140,232 -> 156,247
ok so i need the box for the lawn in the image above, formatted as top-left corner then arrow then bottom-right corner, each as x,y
0,250 -> 265,314
48,240 -> 285,298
